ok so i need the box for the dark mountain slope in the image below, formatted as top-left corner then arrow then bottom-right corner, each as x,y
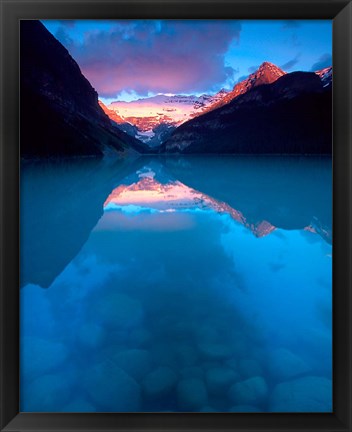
20,20 -> 148,158
21,156 -> 147,288
161,155 -> 331,242
202,61 -> 286,114
161,72 -> 332,154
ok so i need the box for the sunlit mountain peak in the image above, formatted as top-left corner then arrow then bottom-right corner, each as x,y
103,166 -> 276,238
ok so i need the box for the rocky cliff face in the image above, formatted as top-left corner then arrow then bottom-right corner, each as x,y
203,62 -> 286,114
315,66 -> 332,88
103,91 -> 229,147
20,20 -> 148,158
161,71 -> 332,154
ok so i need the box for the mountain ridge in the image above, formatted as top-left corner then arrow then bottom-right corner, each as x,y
160,70 -> 332,154
21,20 -> 149,158
102,90 -> 230,147
101,62 -> 331,149
201,61 -> 286,115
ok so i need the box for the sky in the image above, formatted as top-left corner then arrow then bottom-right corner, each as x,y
42,20 -> 332,104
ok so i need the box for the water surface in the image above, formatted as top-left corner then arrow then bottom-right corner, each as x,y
20,155 -> 332,412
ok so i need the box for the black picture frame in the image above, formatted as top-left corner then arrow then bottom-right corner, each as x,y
1,1 -> 351,431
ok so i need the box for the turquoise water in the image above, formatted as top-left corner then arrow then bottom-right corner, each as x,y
20,156 -> 332,413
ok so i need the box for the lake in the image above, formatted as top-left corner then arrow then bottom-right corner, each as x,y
20,155 -> 332,413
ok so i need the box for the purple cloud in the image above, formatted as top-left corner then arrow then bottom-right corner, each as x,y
248,65 -> 259,73
310,53 -> 332,71
237,75 -> 248,83
55,20 -> 241,97
280,54 -> 300,71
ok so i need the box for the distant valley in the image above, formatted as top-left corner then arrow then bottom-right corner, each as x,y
101,62 -> 332,153
100,90 -> 229,147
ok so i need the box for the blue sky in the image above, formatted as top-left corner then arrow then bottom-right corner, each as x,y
42,20 -> 332,103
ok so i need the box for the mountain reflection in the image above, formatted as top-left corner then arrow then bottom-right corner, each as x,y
20,156 -> 146,288
20,155 -> 332,413
102,158 -> 331,242
162,155 -> 332,242
102,163 -> 277,237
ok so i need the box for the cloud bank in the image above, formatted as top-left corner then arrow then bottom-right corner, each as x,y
56,20 -> 241,98
310,53 -> 332,71
281,55 -> 300,71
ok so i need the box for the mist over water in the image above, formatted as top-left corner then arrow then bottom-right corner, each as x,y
20,155 -> 332,413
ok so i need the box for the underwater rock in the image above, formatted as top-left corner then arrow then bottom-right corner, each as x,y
180,366 -> 204,379
170,321 -> 193,340
174,344 -> 199,367
198,342 -> 233,360
201,361 -> 222,371
83,361 -> 141,411
94,293 -> 143,329
225,358 -> 238,371
77,323 -> 105,350
150,344 -> 179,369
142,366 -> 178,399
63,398 -> 97,412
21,337 -> 69,381
205,367 -> 239,395
21,373 -> 71,412
267,348 -> 310,381
237,358 -> 263,379
109,329 -> 129,345
177,378 -> 208,411
20,284 -> 56,337
229,404 -> 261,412
200,406 -> 218,412
229,376 -> 268,405
270,376 -> 332,412
195,323 -> 219,343
113,349 -> 153,380
129,328 -> 151,348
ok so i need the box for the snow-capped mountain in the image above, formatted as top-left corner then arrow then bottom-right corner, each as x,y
103,164 -> 276,238
202,62 -> 286,114
100,62 -> 332,149
315,66 -> 332,87
102,162 -> 330,242
161,70 -> 332,154
100,90 -> 229,147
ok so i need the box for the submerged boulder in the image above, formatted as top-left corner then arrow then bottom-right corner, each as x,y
21,373 -> 71,412
267,348 -> 310,381
77,323 -> 105,350
270,376 -> 332,412
142,366 -> 178,399
177,378 -> 208,411
83,361 -> 141,411
129,328 -> 151,348
63,398 -> 97,412
205,367 -> 238,395
174,344 -> 199,367
200,406 -> 218,412
112,349 -> 153,380
229,404 -> 261,412
21,337 -> 69,382
198,342 -> 234,360
94,293 -> 143,329
237,358 -> 263,379
180,366 -> 204,379
229,376 -> 268,405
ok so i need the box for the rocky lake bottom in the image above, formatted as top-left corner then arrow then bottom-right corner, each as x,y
20,155 -> 332,412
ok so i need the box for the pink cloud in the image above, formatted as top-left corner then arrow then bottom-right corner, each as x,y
57,20 -> 241,97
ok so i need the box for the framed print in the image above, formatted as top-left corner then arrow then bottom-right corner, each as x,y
0,0 -> 351,431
